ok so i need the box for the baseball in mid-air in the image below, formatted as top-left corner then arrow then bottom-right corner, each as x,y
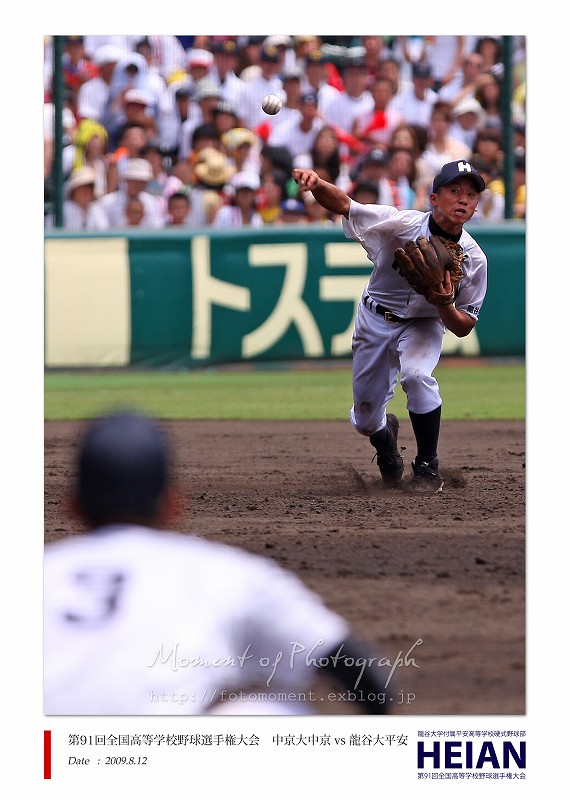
262,94 -> 283,115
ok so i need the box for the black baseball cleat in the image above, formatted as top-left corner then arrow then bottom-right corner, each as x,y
406,459 -> 444,494
369,414 -> 404,483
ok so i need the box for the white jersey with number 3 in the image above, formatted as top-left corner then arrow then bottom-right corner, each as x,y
44,525 -> 349,714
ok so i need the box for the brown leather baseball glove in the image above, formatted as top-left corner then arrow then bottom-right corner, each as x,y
393,235 -> 464,306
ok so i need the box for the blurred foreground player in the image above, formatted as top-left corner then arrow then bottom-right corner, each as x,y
44,411 -> 393,715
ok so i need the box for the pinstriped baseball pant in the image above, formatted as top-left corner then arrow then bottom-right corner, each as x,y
349,303 -> 445,437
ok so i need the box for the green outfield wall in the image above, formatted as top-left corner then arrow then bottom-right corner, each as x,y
44,223 -> 525,368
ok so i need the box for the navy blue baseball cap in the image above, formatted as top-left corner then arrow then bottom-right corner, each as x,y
412,60 -> 433,79
77,411 -> 170,525
299,92 -> 318,106
305,50 -> 329,65
281,198 -> 306,215
364,148 -> 388,166
211,39 -> 239,55
243,36 -> 265,46
432,160 -> 486,193
260,44 -> 280,63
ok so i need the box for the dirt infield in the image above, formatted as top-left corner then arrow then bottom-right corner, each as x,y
45,418 -> 525,716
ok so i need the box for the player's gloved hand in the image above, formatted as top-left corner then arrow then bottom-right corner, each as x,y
393,236 -> 464,306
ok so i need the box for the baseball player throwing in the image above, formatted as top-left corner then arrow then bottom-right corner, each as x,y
44,411 -> 394,714
293,159 -> 488,492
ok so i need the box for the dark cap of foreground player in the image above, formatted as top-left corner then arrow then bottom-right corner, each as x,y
77,411 -> 169,526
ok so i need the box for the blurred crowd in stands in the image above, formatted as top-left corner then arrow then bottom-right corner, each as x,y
44,35 -> 526,230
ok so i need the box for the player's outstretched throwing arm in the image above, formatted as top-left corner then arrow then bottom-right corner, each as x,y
293,168 -> 351,218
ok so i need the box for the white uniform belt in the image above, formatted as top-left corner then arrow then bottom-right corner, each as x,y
363,295 -> 405,323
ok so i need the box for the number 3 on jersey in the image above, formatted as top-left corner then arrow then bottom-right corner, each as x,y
64,569 -> 126,625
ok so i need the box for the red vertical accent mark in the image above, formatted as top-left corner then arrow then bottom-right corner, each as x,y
44,730 -> 52,779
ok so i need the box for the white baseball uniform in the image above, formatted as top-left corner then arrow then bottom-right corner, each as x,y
44,525 -> 349,715
342,200 -> 487,436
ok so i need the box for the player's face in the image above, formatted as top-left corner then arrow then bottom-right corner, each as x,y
430,178 -> 480,234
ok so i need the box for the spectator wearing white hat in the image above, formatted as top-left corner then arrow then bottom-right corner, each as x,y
213,171 -> 263,228
77,44 -> 121,122
185,48 -> 214,86
82,36 -> 137,61
98,158 -> 163,228
107,87 -> 158,151
449,97 -> 485,150
45,167 -> 109,231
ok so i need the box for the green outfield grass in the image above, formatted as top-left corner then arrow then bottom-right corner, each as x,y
44,361 -> 525,421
